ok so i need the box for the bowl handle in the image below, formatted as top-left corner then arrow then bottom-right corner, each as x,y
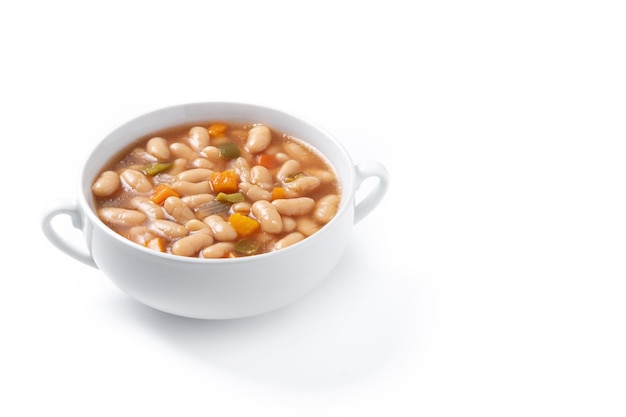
41,200 -> 98,269
354,161 -> 389,224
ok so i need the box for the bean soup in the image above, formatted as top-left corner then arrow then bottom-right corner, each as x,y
91,122 -> 341,258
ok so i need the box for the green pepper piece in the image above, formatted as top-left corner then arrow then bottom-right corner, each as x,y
143,162 -> 174,176
234,238 -> 260,256
216,192 -> 245,204
218,142 -> 241,159
284,171 -> 305,183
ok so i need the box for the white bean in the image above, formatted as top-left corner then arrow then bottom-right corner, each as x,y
171,180 -> 212,196
203,215 -> 237,241
170,142 -> 196,160
98,207 -> 146,226
172,232 -> 214,257
163,196 -> 196,224
274,152 -> 290,164
167,158 -> 188,176
231,202 -> 251,214
276,159 -> 301,181
307,168 -> 337,184
201,146 -> 226,171
272,197 -> 315,216
176,168 -> 213,183
128,147 -> 154,164
233,157 -> 251,183
185,219 -> 211,232
263,143 -> 281,156
250,165 -> 273,190
296,217 -> 320,236
181,193 -> 215,209
151,219 -> 189,239
127,226 -> 157,246
146,137 -> 170,161
201,145 -> 221,161
188,126 -> 210,151
92,171 -> 120,197
284,141 -> 315,164
314,194 -> 340,224
284,176 -> 321,197
251,200 -> 282,233
245,125 -> 272,154
274,232 -> 304,250
190,157 -> 215,169
130,196 -> 166,219
239,183 -> 272,201
281,216 -> 297,233
202,242 -> 236,258
120,169 -> 152,193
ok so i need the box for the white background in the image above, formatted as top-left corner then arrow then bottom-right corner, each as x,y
1,1 -> 625,416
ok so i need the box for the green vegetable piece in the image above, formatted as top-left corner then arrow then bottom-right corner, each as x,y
284,171 -> 305,183
216,192 -> 245,204
234,238 -> 260,256
143,162 -> 174,176
218,142 -> 241,159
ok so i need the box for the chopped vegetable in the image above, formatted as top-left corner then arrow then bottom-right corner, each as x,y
257,153 -> 276,169
208,123 -> 228,137
218,142 -> 241,159
195,200 -> 230,217
209,170 -> 239,193
146,237 -> 167,252
216,192 -> 245,204
143,162 -> 174,176
150,183 -> 181,205
234,238 -> 261,256
271,187 -> 286,200
229,213 -> 260,236
284,171 -> 305,183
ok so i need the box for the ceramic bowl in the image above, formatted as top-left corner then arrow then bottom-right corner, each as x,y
41,102 -> 389,319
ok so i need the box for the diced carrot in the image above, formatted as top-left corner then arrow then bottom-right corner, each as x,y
271,187 -> 286,200
208,123 -> 228,137
257,153 -> 276,169
146,237 -> 167,252
210,170 -> 239,193
150,184 -> 181,205
228,213 -> 260,237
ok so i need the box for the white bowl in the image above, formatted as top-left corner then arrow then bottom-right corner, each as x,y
41,102 -> 389,319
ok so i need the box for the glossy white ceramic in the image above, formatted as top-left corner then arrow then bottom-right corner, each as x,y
41,102 -> 389,319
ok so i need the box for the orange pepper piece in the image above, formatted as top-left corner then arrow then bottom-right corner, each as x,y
210,170 -> 239,193
257,153 -> 276,169
228,213 -> 260,237
208,123 -> 228,137
271,187 -> 286,200
146,237 -> 167,252
150,184 -> 181,205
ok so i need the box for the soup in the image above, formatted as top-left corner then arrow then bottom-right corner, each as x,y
91,122 -> 341,258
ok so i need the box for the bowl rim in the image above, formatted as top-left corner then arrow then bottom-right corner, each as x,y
78,101 -> 357,264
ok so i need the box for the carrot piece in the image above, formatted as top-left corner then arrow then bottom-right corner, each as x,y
210,170 -> 239,193
228,213 -> 260,237
150,183 -> 181,205
271,187 -> 286,200
208,123 -> 228,137
146,237 -> 167,252
257,153 -> 276,169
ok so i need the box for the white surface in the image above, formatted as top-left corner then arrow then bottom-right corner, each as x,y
1,1 -> 624,416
